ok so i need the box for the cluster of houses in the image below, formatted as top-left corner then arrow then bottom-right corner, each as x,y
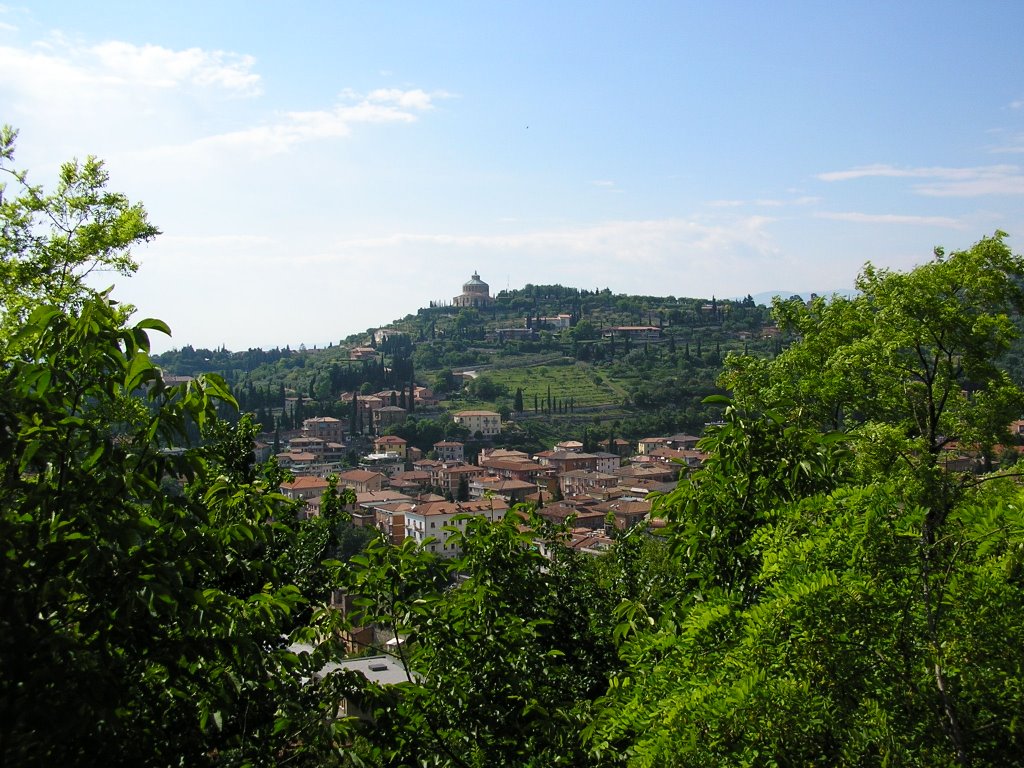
273,412 -> 707,558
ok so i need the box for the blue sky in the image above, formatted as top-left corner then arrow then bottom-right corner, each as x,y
2,1 -> 1023,351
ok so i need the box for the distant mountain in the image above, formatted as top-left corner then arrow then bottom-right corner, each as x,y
738,289 -> 858,306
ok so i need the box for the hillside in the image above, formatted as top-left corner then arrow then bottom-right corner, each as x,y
153,284 -> 778,451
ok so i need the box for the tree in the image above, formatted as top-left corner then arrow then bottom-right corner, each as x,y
514,386 -> 524,413
587,237 -> 1024,766
349,513 -> 623,767
0,126 -> 159,338
0,134 -> 359,765
723,233 -> 1024,504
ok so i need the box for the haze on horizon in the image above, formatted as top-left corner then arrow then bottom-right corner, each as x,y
2,1 -> 1022,352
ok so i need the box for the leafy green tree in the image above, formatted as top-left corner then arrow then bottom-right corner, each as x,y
0,298 -> 363,766
0,126 -> 159,338
350,514 -> 622,767
723,233 -> 1024,507
0,133 -> 362,766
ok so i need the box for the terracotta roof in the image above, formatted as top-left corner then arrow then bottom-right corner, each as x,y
339,469 -> 386,483
407,498 -> 510,518
281,476 -> 331,491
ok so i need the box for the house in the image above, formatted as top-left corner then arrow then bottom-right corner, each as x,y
667,433 -> 701,450
359,452 -> 406,478
637,436 -> 671,455
593,499 -> 652,530
535,501 -> 606,531
534,450 -> 599,474
471,477 -> 536,505
590,452 -> 622,474
554,440 -> 584,453
437,464 -> 488,497
276,449 -> 319,472
373,405 -> 407,431
337,468 -> 386,494
413,386 -> 439,408
597,437 -> 632,457
349,346 -> 378,361
280,475 -> 331,502
374,502 -> 414,545
559,470 -> 619,498
478,456 -> 547,483
537,313 -> 573,330
566,529 -> 616,555
373,435 -> 408,459
388,470 -> 433,494
496,327 -> 538,342
453,409 -> 502,438
433,440 -> 465,463
303,416 -> 346,444
290,646 -> 411,722
403,498 -> 509,557
478,447 -> 530,463
615,463 -> 675,483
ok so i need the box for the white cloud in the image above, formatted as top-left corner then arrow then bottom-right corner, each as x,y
138,87 -> 442,160
323,216 -> 779,265
817,163 -> 1024,196
88,41 -> 260,94
815,211 -> 963,228
0,36 -> 260,100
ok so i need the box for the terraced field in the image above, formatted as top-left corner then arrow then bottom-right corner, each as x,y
484,358 -> 625,410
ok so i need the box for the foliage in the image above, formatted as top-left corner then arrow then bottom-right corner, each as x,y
0,297 -> 362,766
0,125 -> 159,337
349,513 -> 625,767
723,232 -> 1024,503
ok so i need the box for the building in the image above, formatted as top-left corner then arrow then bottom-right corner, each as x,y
453,271 -> 493,308
453,409 -> 502,438
337,468 -> 386,494
437,464 -> 488,497
373,435 -> 408,459
373,405 -> 408,431
433,440 -> 465,463
403,498 -> 509,557
303,416 -> 346,444
559,469 -> 620,498
280,475 -> 331,502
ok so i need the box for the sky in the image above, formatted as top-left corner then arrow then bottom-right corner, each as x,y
2,1 -> 1023,352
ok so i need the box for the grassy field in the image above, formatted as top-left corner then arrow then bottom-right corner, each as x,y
484,358 -> 624,409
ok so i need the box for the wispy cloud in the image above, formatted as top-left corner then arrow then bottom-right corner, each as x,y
324,216 -> 779,263
817,163 -> 1024,196
707,196 -> 819,208
0,36 -> 261,98
145,87 -> 446,158
815,211 -> 963,228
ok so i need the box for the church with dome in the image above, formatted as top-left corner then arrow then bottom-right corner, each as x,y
453,271 -> 493,308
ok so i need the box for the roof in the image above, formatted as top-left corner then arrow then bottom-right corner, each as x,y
454,409 -> 500,417
406,498 -> 510,518
339,469 -> 386,483
281,476 -> 331,491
